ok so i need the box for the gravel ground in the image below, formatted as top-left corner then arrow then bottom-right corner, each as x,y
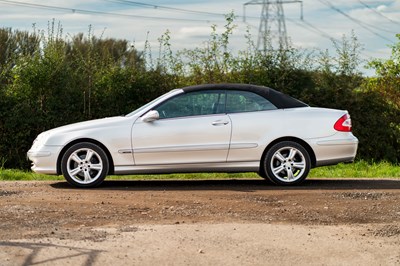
0,179 -> 399,265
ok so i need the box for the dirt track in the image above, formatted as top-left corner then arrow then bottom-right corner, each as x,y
1,179 -> 400,265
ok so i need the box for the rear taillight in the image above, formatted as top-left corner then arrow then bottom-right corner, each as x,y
334,113 -> 352,132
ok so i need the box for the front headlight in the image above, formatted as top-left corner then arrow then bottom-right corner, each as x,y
31,138 -> 42,150
30,131 -> 50,150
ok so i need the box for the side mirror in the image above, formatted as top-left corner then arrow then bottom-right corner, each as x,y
141,110 -> 159,122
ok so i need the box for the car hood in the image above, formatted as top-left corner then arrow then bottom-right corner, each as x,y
52,116 -> 130,133
39,116 -> 135,146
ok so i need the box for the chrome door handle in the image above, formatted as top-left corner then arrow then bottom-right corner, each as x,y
212,120 -> 229,126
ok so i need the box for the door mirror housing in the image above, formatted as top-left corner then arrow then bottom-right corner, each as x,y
141,110 -> 159,122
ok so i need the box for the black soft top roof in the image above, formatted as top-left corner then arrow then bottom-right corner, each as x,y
181,83 -> 308,109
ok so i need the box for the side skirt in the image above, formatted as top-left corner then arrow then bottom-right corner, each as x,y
114,161 -> 260,175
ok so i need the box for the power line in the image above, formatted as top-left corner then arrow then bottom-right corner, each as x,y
103,0 -> 225,17
286,17 -> 383,58
105,0 -> 269,23
241,0 -> 383,58
0,0 -> 220,23
296,18 -> 339,42
358,0 -> 400,26
108,0 -> 300,24
318,0 -> 394,44
0,0 -> 390,59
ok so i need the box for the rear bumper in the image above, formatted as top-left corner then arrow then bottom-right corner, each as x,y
308,133 -> 358,167
316,138 -> 359,146
315,157 -> 356,167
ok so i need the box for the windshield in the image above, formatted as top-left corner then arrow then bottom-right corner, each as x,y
125,89 -> 180,117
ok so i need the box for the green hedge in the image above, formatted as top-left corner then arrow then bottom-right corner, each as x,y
0,22 -> 398,169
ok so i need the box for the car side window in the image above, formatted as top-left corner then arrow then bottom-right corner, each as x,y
226,90 -> 277,113
156,90 -> 226,119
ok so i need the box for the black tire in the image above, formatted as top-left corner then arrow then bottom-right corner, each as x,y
61,142 -> 109,188
258,168 -> 274,184
262,141 -> 310,186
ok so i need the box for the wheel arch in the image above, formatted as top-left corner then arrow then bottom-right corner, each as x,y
57,138 -> 115,175
260,137 -> 316,171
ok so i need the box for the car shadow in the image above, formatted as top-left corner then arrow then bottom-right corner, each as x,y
50,178 -> 400,191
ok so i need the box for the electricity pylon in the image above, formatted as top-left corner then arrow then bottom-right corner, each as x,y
244,0 -> 303,51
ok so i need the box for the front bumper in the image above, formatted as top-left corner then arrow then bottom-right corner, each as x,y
27,145 -> 63,175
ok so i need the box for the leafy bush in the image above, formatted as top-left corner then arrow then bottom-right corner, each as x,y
0,19 -> 398,169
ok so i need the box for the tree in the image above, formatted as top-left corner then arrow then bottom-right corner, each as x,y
367,34 -> 400,109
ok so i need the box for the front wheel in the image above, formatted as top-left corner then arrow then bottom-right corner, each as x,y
61,142 -> 109,188
262,141 -> 311,186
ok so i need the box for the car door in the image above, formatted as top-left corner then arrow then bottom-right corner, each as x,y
131,90 -> 231,165
225,90 -> 279,162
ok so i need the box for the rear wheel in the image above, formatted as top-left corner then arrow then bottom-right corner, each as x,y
262,141 -> 310,185
61,142 -> 109,188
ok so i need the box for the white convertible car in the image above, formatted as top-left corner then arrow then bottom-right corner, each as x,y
27,84 -> 358,187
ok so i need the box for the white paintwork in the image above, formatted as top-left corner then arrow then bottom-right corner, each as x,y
132,114 -> 231,165
27,88 -> 358,177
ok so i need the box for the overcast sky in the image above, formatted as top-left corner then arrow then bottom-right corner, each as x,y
1,0 -> 399,73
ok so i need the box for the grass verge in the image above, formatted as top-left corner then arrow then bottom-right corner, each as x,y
0,161 -> 399,181
309,161 -> 400,178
